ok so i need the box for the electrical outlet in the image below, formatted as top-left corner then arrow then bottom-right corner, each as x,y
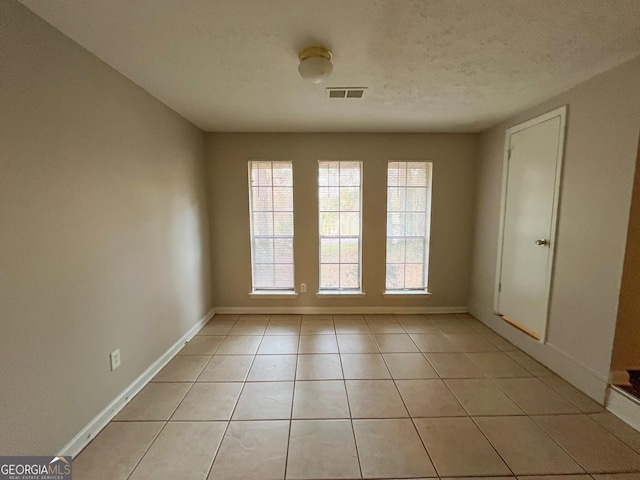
110,349 -> 121,371
300,283 -> 307,293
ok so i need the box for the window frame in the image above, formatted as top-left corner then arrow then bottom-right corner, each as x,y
247,160 -> 296,294
317,160 -> 364,294
384,161 -> 433,294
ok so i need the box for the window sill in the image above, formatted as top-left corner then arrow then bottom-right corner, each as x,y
249,290 -> 299,298
316,291 -> 366,298
384,290 -> 432,297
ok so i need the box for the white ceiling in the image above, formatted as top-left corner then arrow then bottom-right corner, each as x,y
20,0 -> 640,132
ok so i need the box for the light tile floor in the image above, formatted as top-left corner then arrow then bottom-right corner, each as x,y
73,313 -> 640,480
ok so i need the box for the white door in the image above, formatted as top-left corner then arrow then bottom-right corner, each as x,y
496,106 -> 566,341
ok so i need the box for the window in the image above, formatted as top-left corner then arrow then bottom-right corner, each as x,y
248,161 -> 294,291
386,161 -> 432,291
318,161 -> 362,291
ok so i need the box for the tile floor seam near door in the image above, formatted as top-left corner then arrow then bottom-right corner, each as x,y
590,413 -> 640,456
437,377 -> 518,479
525,413 -> 591,475
418,317 -> 517,478
373,325 -> 504,479
421,347 -> 516,478
378,346 -> 440,477
465,414 -> 519,478
70,313 -> 640,480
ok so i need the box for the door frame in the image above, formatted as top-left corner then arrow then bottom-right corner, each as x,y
493,105 -> 568,343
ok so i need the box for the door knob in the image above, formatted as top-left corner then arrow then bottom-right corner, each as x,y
535,238 -> 549,246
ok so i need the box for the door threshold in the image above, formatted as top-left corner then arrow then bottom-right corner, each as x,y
500,315 -> 541,340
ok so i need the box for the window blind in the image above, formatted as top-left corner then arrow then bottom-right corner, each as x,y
386,161 -> 432,290
248,161 -> 294,290
318,161 -> 362,291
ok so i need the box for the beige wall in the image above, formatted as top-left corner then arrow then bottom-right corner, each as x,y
469,55 -> 640,401
612,137 -> 640,372
0,2 -> 212,455
206,133 -> 478,311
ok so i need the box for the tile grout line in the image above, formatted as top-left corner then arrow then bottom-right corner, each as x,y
448,314 -> 595,473
123,420 -> 167,480
527,414 -> 602,475
588,413 -> 640,456
109,411 -> 604,422
376,315 -> 439,474
86,314 -> 640,479
438,374 -> 518,478
124,316 -> 243,479
283,315 -> 303,480
203,314 -> 264,480
486,375 -> 581,416
378,318 -> 440,477
337,316 -> 365,480
397,313 -> 588,478
538,375 -> 606,414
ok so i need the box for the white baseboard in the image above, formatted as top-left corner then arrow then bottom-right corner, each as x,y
468,298 -> 608,403
57,308 -> 215,458
607,385 -> 640,433
214,306 -> 468,315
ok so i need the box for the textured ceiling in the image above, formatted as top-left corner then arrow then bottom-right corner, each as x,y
19,0 -> 640,132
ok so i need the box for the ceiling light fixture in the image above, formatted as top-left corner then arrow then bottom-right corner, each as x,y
298,46 -> 333,83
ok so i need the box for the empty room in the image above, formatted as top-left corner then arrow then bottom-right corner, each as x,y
2,1 -> 640,479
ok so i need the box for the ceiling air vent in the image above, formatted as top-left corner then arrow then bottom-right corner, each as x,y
326,87 -> 367,99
